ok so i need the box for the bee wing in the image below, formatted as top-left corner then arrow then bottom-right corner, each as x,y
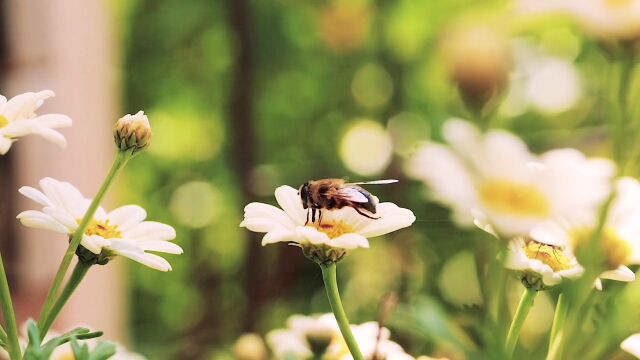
336,187 -> 369,203
347,179 -> 398,185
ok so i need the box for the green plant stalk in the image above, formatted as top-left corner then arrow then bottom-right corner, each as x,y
37,150 -> 131,336
505,287 -> 537,358
320,263 -> 364,360
39,261 -> 91,338
0,254 -> 22,359
546,293 -> 568,360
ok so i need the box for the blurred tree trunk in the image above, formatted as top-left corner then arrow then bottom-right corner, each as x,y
226,0 -> 269,332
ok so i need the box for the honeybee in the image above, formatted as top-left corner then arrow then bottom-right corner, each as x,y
298,178 -> 398,224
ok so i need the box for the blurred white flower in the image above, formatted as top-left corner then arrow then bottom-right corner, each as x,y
240,185 -> 415,263
405,119 -> 614,237
324,321 -> 414,360
505,235 -> 583,288
265,315 -> 420,360
0,90 -> 71,155
527,177 -> 640,289
17,177 -> 182,271
519,0 -> 640,41
622,333 -> 640,359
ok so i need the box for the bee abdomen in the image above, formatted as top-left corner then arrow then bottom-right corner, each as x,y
358,189 -> 377,213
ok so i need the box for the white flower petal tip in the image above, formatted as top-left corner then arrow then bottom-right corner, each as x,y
241,183 -> 415,263
0,90 -> 72,154
406,118 -> 615,238
17,177 -> 180,271
622,334 -> 640,359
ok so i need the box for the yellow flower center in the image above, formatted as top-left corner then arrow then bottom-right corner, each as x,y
571,227 -> 632,269
479,180 -> 550,217
82,219 -> 122,239
57,353 -> 75,360
523,239 -> 572,272
310,220 -> 352,239
325,333 -> 351,360
0,115 -> 9,129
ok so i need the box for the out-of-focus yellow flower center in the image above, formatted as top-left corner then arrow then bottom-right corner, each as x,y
57,352 -> 75,360
82,218 -> 122,239
479,180 -> 550,217
325,333 -> 351,360
523,239 -> 572,272
311,220 -> 352,239
572,227 -> 632,269
0,115 -> 9,128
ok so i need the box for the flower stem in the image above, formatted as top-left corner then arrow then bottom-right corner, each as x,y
505,287 -> 537,358
39,261 -> 91,338
0,253 -> 22,359
547,292 -> 568,359
320,263 -> 364,360
37,150 -> 132,337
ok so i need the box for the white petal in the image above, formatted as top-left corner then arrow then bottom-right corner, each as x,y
31,113 -> 72,128
296,226 -> 331,246
3,90 -> 54,121
16,210 -> 68,234
113,248 -> 172,271
81,235 -> 107,254
599,266 -> 635,282
39,177 -> 87,217
18,186 -> 53,207
123,221 -> 176,242
240,218 -> 289,233
43,206 -> 78,231
124,239 -> 183,254
107,205 -> 147,231
330,233 -> 370,249
30,127 -> 67,147
241,202 -> 296,231
0,137 -> 12,155
621,334 -> 640,358
357,203 -> 415,238
261,229 -> 299,245
275,185 -> 306,225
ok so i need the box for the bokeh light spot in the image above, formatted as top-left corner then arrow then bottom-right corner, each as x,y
170,181 -> 218,228
351,63 -> 394,109
339,120 -> 393,176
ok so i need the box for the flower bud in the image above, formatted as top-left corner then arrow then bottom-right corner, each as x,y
234,333 -> 267,360
113,111 -> 152,153
441,25 -> 510,115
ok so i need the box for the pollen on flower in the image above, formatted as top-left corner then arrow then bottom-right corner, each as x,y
479,180 -> 550,217
523,238 -> 572,272
310,220 -> 352,239
0,115 -> 8,128
83,219 -> 122,239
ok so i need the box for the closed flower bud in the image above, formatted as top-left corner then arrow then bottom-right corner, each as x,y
441,25 -> 510,115
113,111 -> 152,153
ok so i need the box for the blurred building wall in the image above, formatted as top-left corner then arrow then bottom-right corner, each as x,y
3,0 -> 126,340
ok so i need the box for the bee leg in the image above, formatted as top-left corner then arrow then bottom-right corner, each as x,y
318,210 -> 323,226
311,208 -> 317,223
354,207 -> 380,220
305,210 -> 310,225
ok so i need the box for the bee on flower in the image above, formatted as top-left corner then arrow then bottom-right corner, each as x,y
0,90 -> 72,155
240,184 -> 415,265
17,177 -> 182,271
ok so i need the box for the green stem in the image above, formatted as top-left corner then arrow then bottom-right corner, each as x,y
547,293 -> 568,356
0,254 -> 21,359
505,287 -> 537,358
39,261 -> 91,338
320,263 -> 364,360
37,150 -> 131,337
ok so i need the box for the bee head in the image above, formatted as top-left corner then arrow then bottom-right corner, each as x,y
299,182 -> 311,209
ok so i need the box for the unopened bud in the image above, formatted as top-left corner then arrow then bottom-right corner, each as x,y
113,111 -> 152,153
441,25 -> 510,115
234,333 -> 267,360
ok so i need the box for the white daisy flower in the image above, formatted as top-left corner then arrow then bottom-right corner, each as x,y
519,0 -> 640,42
17,177 -> 182,271
266,329 -> 314,360
324,321 -> 414,360
0,90 -> 72,155
526,177 -> 640,289
240,185 -> 415,264
505,234 -> 584,289
622,333 -> 640,359
266,313 -> 339,359
405,118 -> 614,238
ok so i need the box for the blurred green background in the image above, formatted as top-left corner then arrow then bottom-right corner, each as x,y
110,0 -> 640,359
